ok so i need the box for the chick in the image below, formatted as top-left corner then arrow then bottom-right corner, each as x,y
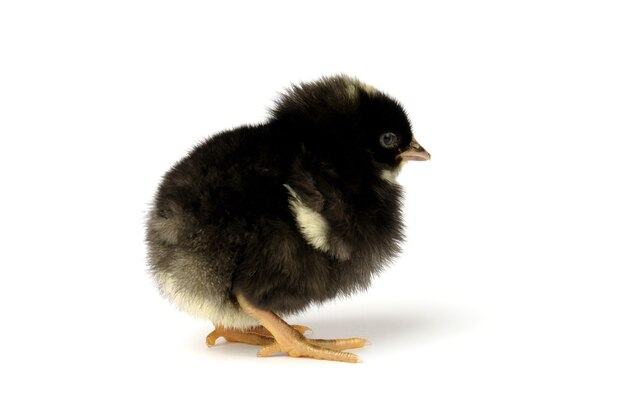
146,75 -> 430,363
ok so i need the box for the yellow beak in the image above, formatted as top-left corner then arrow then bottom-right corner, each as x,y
399,136 -> 431,162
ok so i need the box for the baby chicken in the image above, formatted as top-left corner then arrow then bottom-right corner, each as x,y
146,75 -> 430,363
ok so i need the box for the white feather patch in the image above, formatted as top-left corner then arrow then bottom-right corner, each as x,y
380,162 -> 407,183
155,271 -> 259,330
344,77 -> 378,98
380,169 -> 398,183
284,184 -> 331,253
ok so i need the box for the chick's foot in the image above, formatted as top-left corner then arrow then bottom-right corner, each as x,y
246,324 -> 312,338
206,324 -> 310,347
258,336 -> 368,361
236,293 -> 367,363
206,326 -> 273,346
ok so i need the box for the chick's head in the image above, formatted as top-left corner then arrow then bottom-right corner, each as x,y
270,75 -> 430,172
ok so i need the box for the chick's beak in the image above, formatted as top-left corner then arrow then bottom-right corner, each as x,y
399,136 -> 431,162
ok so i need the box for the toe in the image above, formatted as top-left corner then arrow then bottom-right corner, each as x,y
292,325 -> 313,335
257,342 -> 282,357
294,344 -> 361,363
206,332 -> 221,346
309,337 -> 368,350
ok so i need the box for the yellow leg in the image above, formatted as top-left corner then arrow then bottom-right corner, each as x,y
236,293 -> 367,363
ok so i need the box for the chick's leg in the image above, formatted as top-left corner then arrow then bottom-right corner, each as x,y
236,293 -> 366,363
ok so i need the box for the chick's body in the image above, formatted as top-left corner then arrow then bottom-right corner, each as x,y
147,76 -> 428,336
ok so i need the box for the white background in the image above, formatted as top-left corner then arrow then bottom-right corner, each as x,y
1,1 -> 625,415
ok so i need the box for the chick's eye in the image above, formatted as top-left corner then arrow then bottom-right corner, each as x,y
379,132 -> 398,149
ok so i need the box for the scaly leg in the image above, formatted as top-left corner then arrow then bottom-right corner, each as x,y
236,293 -> 367,363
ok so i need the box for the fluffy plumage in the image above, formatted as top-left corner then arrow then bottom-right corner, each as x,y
146,75 -> 426,329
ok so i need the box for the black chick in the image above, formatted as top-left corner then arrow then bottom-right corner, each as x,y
146,75 -> 430,363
